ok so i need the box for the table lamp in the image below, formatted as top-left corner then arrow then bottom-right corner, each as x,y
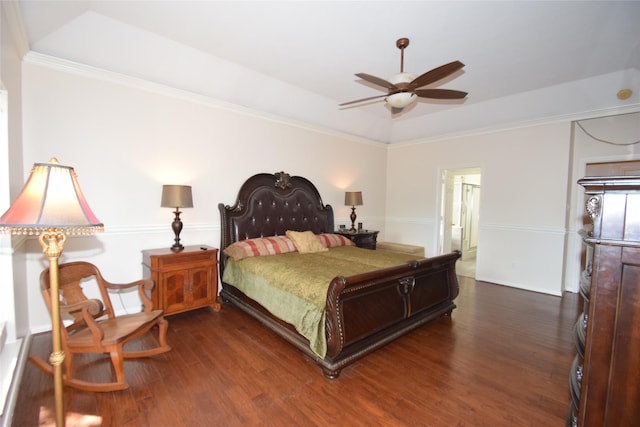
160,184 -> 193,251
344,191 -> 363,231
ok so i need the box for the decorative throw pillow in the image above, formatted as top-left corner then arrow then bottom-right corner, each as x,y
317,233 -> 354,248
285,230 -> 328,254
223,235 -> 297,261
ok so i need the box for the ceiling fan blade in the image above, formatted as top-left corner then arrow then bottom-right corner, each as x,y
415,89 -> 468,99
409,61 -> 465,90
339,94 -> 388,106
355,73 -> 396,89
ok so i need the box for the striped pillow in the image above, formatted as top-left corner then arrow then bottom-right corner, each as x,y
223,235 -> 297,261
317,233 -> 354,248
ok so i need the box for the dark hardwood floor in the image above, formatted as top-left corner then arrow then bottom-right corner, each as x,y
11,277 -> 580,426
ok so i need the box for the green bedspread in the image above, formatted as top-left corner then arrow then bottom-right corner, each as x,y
222,246 -> 422,358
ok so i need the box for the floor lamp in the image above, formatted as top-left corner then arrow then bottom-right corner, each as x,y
0,158 -> 103,427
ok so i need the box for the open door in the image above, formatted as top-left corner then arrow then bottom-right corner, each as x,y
460,183 -> 480,260
439,168 -> 481,278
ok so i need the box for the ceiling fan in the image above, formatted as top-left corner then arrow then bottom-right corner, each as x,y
340,37 -> 467,110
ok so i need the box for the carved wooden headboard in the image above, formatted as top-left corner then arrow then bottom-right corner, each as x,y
218,171 -> 334,275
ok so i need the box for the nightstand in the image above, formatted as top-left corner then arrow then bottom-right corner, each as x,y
142,245 -> 220,315
335,230 -> 379,249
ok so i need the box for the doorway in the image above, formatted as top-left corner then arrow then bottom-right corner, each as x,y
439,168 -> 481,278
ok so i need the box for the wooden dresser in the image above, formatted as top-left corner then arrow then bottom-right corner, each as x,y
142,245 -> 220,315
568,176 -> 640,426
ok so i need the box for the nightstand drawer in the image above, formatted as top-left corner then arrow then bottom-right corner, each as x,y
357,234 -> 376,246
152,250 -> 216,270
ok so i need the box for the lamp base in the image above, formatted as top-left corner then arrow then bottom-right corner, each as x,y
350,206 -> 357,231
170,209 -> 184,252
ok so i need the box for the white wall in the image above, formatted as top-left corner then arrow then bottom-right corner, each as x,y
18,55 -> 389,332
386,113 -> 640,296
386,123 -> 573,295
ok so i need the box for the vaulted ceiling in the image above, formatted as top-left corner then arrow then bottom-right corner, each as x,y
16,1 -> 640,143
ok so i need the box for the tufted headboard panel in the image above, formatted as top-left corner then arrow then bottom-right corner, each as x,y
218,171 -> 334,276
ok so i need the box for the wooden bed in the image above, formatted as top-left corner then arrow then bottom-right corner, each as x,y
218,171 -> 461,378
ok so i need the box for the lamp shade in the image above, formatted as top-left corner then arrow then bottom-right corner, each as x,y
344,191 -> 363,207
161,185 -> 193,209
0,158 -> 103,235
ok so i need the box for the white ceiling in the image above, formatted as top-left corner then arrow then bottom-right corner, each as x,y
15,1 -> 640,144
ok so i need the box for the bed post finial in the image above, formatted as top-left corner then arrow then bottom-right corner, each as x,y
274,171 -> 292,190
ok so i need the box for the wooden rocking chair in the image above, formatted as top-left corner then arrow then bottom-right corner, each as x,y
30,261 -> 171,392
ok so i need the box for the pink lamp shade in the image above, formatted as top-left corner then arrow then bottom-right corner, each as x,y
0,158 -> 103,235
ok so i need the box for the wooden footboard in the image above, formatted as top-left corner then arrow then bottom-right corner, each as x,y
322,251 -> 460,378
220,250 -> 460,379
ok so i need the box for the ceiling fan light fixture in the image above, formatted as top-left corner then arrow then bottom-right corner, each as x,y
387,72 -> 416,85
386,92 -> 417,109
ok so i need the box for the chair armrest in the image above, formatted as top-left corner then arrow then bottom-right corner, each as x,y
61,298 -> 104,316
62,299 -> 106,347
104,278 -> 155,312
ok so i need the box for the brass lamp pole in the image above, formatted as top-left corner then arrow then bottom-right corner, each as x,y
0,159 -> 103,427
40,230 -> 66,427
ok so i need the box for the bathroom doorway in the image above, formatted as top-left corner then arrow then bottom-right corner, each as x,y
439,168 -> 481,278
